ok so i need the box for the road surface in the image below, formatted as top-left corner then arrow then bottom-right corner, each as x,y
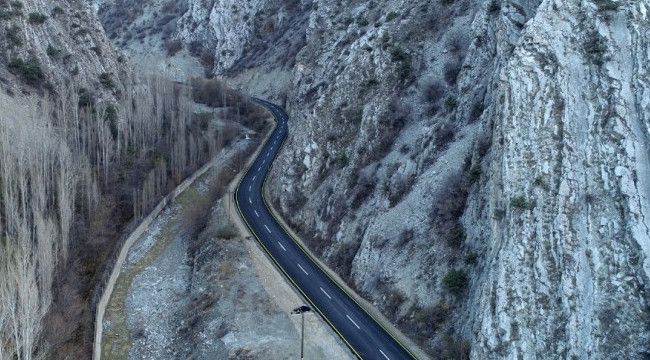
235,99 -> 416,360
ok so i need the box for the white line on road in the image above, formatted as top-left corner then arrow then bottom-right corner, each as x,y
252,175 -> 256,181
379,349 -> 391,360
278,241 -> 286,251
264,224 -> 271,233
297,264 -> 309,275
249,197 -> 252,204
248,185 -> 251,191
254,210 -> 259,218
258,166 -> 262,172
346,315 -> 361,329
319,287 -> 332,300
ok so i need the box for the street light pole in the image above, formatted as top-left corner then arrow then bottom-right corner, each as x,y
292,305 -> 311,359
301,311 -> 305,359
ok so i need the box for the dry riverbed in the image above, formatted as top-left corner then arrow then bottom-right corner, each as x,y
101,143 -> 352,359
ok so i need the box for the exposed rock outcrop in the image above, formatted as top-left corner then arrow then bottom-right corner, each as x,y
96,0 -> 650,358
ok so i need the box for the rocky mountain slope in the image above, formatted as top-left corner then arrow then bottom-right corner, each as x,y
96,0 -> 650,358
0,1 -> 266,359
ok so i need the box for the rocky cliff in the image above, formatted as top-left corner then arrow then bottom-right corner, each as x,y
96,0 -> 650,358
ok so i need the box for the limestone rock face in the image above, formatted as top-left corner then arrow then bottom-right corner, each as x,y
96,0 -> 650,357
463,1 -> 650,358
2,0 -> 124,96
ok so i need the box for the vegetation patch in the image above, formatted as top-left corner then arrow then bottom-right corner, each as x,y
5,24 -> 21,47
465,252 -> 478,265
511,195 -> 535,210
215,224 -> 239,239
99,72 -> 116,90
447,223 -> 465,248
442,269 -> 468,295
584,31 -> 607,66
8,57 -> 44,86
390,47 -> 412,82
444,96 -> 458,111
27,12 -> 47,24
386,11 -> 399,21
594,0 -> 620,12
46,45 -> 61,59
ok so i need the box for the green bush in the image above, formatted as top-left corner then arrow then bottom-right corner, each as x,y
584,32 -> 607,66
99,72 -> 116,90
533,176 -> 550,191
215,224 -> 238,239
6,24 -> 21,47
8,57 -> 44,86
78,88 -> 95,108
443,335 -> 471,359
467,166 -> 481,184
389,47 -> 412,82
390,47 -> 408,62
471,101 -> 484,120
511,195 -> 535,210
46,44 -> 61,59
465,252 -> 478,265
442,269 -> 468,295
365,77 -> 379,87
357,16 -> 369,27
444,96 -> 458,111
397,61 -> 412,82
104,104 -> 119,139
488,0 -> 501,14
594,0 -> 620,11
51,6 -> 64,16
336,152 -> 349,168
27,12 -> 47,24
386,11 -> 399,21
447,223 -> 465,248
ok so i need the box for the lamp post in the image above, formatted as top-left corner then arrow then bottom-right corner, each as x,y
291,305 -> 311,359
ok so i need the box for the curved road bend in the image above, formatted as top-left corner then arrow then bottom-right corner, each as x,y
235,99 -> 416,360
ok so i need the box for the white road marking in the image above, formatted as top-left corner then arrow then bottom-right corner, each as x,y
254,210 -> 260,218
264,224 -> 271,233
319,287 -> 332,300
248,197 -> 252,204
252,175 -> 256,181
248,185 -> 251,191
297,263 -> 309,275
278,242 -> 286,251
379,349 -> 390,360
346,315 -> 361,329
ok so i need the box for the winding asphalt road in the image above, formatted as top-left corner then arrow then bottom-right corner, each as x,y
235,99 -> 416,360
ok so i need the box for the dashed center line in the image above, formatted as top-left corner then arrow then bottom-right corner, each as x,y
297,264 -> 309,275
264,224 -> 271,233
248,197 -> 252,204
254,210 -> 259,218
248,185 -> 251,191
379,349 -> 391,360
346,315 -> 361,329
252,175 -> 256,181
320,287 -> 332,300
278,241 -> 286,251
